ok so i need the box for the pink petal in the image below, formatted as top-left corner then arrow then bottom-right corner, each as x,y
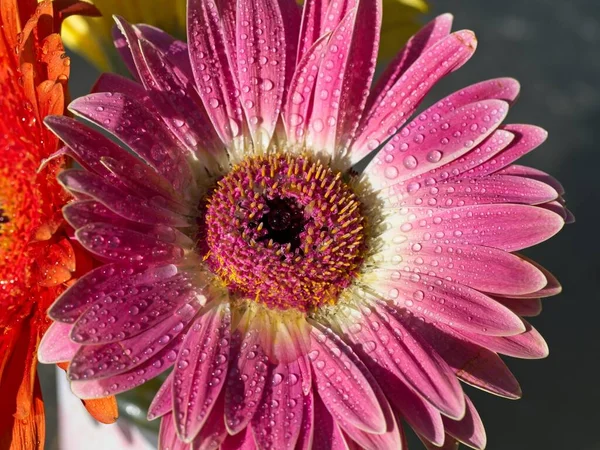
377,129 -> 515,205
75,223 -> 184,264
224,329 -> 269,434
313,392 -> 351,450
236,0 -> 288,147
112,22 -> 138,80
400,203 -> 564,252
367,13 -> 454,110
308,322 -> 385,434
221,425 -> 256,450
283,33 -> 330,144
295,391 -> 314,450
159,413 -> 189,450
191,391 -> 229,450
70,330 -> 184,398
443,395 -> 487,450
364,99 -> 509,189
494,296 -> 542,317
70,273 -> 194,344
461,124 -> 548,178
371,272 -> 526,335
334,364 -> 404,450
69,93 -> 194,192
387,244 -> 548,296
416,322 -> 522,399
306,0 -> 381,154
188,0 -> 244,146
380,374 -> 444,446
173,304 -> 231,442
340,301 -> 465,419
45,115 -> 145,186
38,322 -> 79,364
148,372 -> 174,420
64,200 -> 188,236
458,320 -> 549,359
135,23 -> 193,81
137,39 -> 222,159
68,302 -> 199,382
49,263 -> 178,323
251,360 -> 304,450
92,73 -> 156,112
499,164 -> 565,196
394,175 -> 558,208
58,170 -> 190,227
351,30 -> 478,162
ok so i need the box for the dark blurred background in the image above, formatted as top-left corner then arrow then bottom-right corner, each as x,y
43,0 -> 598,449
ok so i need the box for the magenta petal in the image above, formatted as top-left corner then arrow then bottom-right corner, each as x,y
373,271 -> 526,335
68,93 -> 194,192
403,203 -> 564,252
463,124 -> 548,178
283,33 -> 330,144
137,38 -> 222,158
112,23 -> 139,80
420,433 -> 460,450
92,73 -> 156,112
352,30 -> 478,162
191,390 -> 229,450
221,425 -> 256,450
224,329 -> 269,434
378,372 -> 444,446
148,372 -> 174,420
70,331 -> 183,398
49,263 -> 178,323
173,304 -> 231,442
251,360 -> 304,450
341,301 -> 465,419
443,395 -> 487,450
38,322 -> 79,364
75,223 -> 184,264
135,24 -> 194,81
494,296 -> 542,317
45,115 -> 144,185
308,322 -> 385,434
368,13 -> 454,109
236,0 -> 288,146
187,0 -> 244,146
70,273 -> 194,344
499,164 -> 565,196
68,302 -> 199,382
159,413 -> 188,450
294,391 -> 314,450
364,99 -> 509,189
417,322 -> 522,399
307,0 -> 381,153
334,364 -> 404,450
313,392 -> 351,450
58,170 -> 190,227
458,321 -> 549,359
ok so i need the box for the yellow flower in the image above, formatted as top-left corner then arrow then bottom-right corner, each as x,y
62,0 -> 187,71
380,0 -> 429,58
62,0 -> 427,71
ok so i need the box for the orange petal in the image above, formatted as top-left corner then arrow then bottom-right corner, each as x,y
56,362 -> 119,424
82,397 -> 119,425
0,318 -> 45,450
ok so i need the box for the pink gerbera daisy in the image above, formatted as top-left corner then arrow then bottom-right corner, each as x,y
39,1 -> 569,449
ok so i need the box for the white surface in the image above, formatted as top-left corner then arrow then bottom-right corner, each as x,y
57,368 -> 156,450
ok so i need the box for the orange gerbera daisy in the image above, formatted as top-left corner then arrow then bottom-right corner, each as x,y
0,1 -> 116,448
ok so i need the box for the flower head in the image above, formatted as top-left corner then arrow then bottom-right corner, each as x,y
41,2 -> 569,449
0,1 -> 117,447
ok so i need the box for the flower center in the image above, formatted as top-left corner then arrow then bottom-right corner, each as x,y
201,153 -> 366,312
